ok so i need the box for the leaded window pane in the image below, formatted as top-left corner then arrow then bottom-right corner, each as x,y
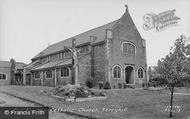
61,68 -> 69,77
123,43 -> 135,54
113,66 -> 121,78
46,70 -> 52,78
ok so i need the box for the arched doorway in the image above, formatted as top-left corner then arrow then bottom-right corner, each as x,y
125,66 -> 134,84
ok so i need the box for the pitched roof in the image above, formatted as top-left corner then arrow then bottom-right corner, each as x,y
32,20 -> 118,60
32,58 -> 72,71
0,61 -> 11,67
15,62 -> 26,69
0,61 -> 26,69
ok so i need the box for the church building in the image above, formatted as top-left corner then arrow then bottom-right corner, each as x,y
24,5 -> 147,88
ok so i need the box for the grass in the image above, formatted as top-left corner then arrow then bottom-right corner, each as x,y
0,85 -> 190,119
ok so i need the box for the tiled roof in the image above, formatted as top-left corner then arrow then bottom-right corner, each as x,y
32,20 -> 118,60
15,62 -> 26,69
0,61 -> 11,67
32,59 -> 72,71
0,61 -> 26,69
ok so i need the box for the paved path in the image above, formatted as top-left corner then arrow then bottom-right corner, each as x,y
0,91 -> 35,107
0,91 -> 87,119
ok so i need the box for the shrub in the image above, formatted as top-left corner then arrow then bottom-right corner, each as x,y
124,84 -> 135,89
98,92 -> 106,96
149,77 -> 167,87
118,83 -> 122,89
98,81 -> 104,89
103,82 -> 111,89
75,89 -> 87,98
85,78 -> 95,88
142,83 -> 145,87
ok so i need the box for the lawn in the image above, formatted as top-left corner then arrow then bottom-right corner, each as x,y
0,85 -> 190,119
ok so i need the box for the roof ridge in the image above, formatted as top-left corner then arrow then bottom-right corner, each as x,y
49,19 -> 118,47
0,61 -> 25,64
0,61 -> 10,63
32,19 -> 118,60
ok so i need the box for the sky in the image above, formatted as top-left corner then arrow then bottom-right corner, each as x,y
0,0 -> 190,66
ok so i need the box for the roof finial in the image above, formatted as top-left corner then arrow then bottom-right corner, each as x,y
125,4 -> 128,12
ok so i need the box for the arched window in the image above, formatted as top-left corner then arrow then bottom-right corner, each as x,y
46,70 -> 52,78
122,42 -> 136,54
138,68 -> 143,78
113,65 -> 121,78
0,73 -> 6,80
61,68 -> 69,77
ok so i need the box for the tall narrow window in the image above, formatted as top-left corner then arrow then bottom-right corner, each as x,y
46,70 -> 52,78
113,65 -> 121,78
61,68 -> 69,77
35,72 -> 40,79
122,42 -> 136,54
138,68 -> 143,78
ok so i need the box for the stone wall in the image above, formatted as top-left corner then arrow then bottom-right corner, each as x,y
109,11 -> 147,88
93,43 -> 106,83
56,68 -> 72,86
78,53 -> 91,85
42,70 -> 55,87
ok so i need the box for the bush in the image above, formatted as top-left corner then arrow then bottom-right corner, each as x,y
142,82 -> 146,87
85,78 -> 95,88
98,81 -> 104,89
118,83 -> 122,89
75,89 -> 88,98
149,77 -> 167,87
103,82 -> 111,89
125,84 -> 135,89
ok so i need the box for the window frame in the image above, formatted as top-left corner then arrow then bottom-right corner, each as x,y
60,67 -> 70,78
112,65 -> 122,79
45,70 -> 53,79
41,57 -> 48,64
137,67 -> 144,79
121,41 -> 136,55
34,72 -> 41,79
64,51 -> 72,58
79,45 -> 89,54
0,73 -> 7,80
51,54 -> 59,61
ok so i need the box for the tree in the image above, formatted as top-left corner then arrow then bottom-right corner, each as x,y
156,35 -> 190,118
